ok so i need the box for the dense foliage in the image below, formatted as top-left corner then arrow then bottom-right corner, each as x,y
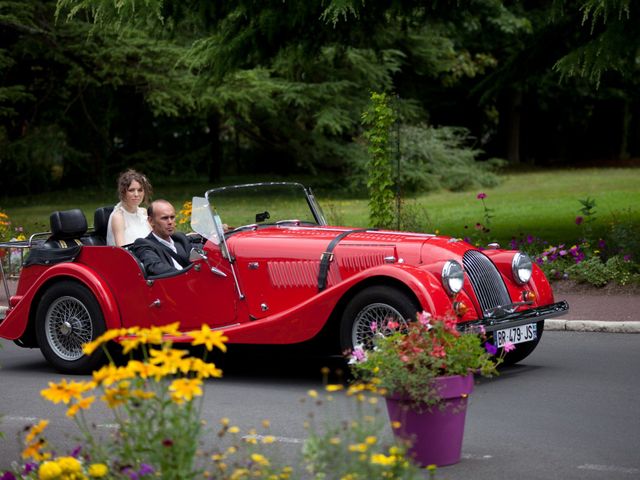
1,1 -> 638,196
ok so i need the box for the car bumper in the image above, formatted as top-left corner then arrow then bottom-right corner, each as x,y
460,300 -> 569,333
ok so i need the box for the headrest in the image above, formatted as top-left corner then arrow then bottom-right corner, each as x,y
93,206 -> 114,238
49,209 -> 88,239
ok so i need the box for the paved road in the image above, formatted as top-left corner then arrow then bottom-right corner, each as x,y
1,331 -> 639,479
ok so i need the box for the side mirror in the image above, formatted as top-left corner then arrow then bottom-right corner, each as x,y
189,248 -> 207,262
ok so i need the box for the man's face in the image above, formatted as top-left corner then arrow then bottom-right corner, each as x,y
150,201 -> 176,240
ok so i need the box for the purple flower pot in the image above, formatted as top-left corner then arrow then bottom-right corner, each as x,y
385,373 -> 474,467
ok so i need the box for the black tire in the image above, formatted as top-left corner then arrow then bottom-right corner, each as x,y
35,281 -> 107,374
339,286 -> 420,354
499,320 -> 545,366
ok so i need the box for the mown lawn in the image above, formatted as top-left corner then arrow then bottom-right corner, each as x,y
2,167 -> 638,247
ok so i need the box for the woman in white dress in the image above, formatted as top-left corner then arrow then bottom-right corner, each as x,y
106,169 -> 153,246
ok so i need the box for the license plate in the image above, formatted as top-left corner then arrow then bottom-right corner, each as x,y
495,323 -> 537,348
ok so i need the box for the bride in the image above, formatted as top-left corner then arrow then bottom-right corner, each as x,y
107,169 -> 153,246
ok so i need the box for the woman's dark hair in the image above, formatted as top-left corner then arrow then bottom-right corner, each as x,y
117,169 -> 153,203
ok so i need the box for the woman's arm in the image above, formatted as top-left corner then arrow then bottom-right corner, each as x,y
110,210 -> 126,247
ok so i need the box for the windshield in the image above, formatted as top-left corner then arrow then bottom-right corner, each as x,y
191,196 -> 221,244
191,183 -> 326,243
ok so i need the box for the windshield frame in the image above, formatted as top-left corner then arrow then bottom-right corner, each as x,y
191,182 -> 327,246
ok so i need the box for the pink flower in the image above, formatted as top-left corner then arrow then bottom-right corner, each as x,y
503,341 -> 516,352
431,344 -> 446,358
418,311 -> 431,327
387,320 -> 399,331
350,346 -> 367,364
477,192 -> 487,200
370,321 -> 377,332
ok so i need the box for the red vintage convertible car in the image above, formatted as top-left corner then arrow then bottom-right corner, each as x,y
0,182 -> 568,373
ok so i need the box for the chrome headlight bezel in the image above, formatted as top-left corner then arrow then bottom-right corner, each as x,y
512,252 -> 533,285
442,260 -> 465,295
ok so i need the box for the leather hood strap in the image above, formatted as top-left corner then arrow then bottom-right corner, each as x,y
317,228 -> 373,292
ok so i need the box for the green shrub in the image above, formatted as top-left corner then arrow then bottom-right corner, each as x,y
566,255 -> 639,287
565,256 -> 611,287
349,124 -> 503,196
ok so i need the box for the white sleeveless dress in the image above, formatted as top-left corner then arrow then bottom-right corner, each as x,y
106,202 -> 151,246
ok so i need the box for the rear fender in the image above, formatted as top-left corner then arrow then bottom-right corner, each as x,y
0,263 -> 120,340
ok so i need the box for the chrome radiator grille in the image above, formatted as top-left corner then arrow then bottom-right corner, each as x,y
463,250 -> 511,314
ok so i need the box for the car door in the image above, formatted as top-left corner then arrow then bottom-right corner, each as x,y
143,249 -> 237,332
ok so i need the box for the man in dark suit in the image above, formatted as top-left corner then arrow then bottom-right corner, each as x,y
133,199 -> 191,276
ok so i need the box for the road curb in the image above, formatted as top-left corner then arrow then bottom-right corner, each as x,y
546,319 -> 640,333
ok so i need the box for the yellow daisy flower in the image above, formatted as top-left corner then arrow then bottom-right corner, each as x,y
169,378 -> 203,404
189,325 -> 228,352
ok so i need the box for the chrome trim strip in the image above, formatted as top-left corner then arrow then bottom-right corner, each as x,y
459,300 -> 570,333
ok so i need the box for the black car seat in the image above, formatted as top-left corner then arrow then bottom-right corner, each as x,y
43,209 -> 88,249
83,206 -> 114,245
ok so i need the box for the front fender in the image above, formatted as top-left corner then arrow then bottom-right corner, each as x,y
340,263 -> 454,316
0,263 -> 120,340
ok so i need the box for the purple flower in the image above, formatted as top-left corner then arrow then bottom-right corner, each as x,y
1,472 -> 17,480
575,216 -> 583,225
123,468 -> 139,480
509,239 -> 518,250
139,464 -> 155,476
71,446 -> 82,458
484,342 -> 498,355
477,192 -> 487,200
526,235 -> 534,244
598,239 -> 606,249
624,255 -> 632,262
23,463 -> 37,475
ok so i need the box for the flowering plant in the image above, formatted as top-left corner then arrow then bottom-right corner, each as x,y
175,200 -> 192,232
348,312 -> 503,407
2,324 -> 290,480
0,210 -> 11,241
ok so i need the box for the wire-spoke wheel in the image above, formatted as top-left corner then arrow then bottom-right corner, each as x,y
36,281 -> 107,374
340,286 -> 419,354
351,303 -> 409,349
44,296 -> 93,361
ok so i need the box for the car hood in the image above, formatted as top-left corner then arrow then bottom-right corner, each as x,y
227,226 -> 473,269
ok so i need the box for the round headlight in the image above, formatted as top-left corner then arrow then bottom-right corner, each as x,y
442,260 -> 464,295
512,252 -> 533,284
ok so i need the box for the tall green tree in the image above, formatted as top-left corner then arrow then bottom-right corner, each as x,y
55,0 -> 516,184
0,0 -> 202,193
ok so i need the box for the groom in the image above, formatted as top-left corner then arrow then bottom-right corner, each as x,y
133,199 -> 191,276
